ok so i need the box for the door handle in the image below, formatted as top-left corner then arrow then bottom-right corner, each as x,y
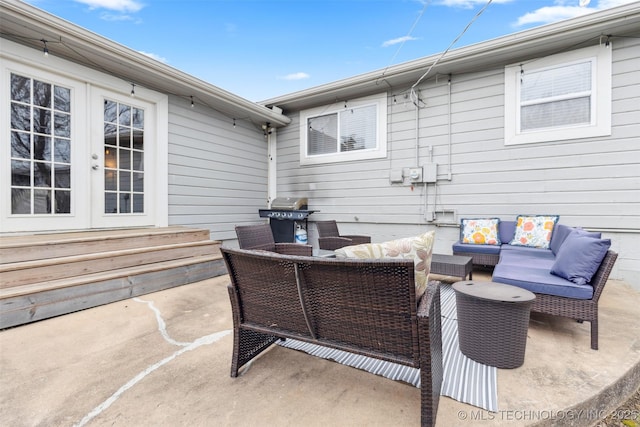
92,164 -> 99,170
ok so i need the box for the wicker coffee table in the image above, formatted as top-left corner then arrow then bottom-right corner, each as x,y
431,254 -> 473,280
452,280 -> 535,369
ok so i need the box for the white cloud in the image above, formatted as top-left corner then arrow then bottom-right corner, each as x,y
139,51 -> 168,63
436,0 -> 513,8
514,0 -> 637,27
99,12 -> 136,22
280,72 -> 310,81
596,0 -> 637,8
382,36 -> 419,47
74,0 -> 144,13
515,6 -> 591,26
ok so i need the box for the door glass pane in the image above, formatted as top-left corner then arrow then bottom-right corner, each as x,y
119,171 -> 131,191
103,98 -> 144,214
119,126 -> 131,147
120,194 -> 131,213
12,160 -> 31,186
33,80 -> 52,108
11,104 -> 30,131
132,107 -> 144,128
132,129 -> 144,150
54,139 -> 71,163
33,107 -> 51,134
11,131 -> 30,159
105,193 -> 117,213
11,74 -> 30,102
54,112 -> 70,137
55,190 -> 71,214
33,162 -> 52,187
104,100 -> 117,123
119,148 -> 131,170
12,188 -> 31,214
34,189 -> 51,214
54,164 -> 71,188
119,104 -> 131,126
133,172 -> 144,192
9,73 -> 72,216
132,193 -> 144,213
133,150 -> 143,171
105,170 -> 117,191
54,87 -> 71,113
34,135 -> 51,161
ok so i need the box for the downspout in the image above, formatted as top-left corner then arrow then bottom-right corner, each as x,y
447,75 -> 452,180
267,126 -> 277,207
414,92 -> 420,166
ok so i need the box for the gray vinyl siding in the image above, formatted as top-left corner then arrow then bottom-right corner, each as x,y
167,95 -> 268,241
274,39 -> 640,287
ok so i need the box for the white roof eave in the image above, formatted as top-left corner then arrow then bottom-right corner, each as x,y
0,0 -> 290,127
261,1 -> 640,112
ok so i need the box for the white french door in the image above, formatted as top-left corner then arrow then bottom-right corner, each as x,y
2,45 -> 166,233
89,88 -> 157,228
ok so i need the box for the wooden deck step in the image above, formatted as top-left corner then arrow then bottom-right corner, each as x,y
0,226 -> 227,329
0,226 -> 210,263
1,240 -> 220,288
0,254 -> 227,329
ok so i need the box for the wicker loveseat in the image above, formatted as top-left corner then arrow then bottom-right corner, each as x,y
221,247 -> 443,427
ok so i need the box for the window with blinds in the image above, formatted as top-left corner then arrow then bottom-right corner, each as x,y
504,44 -> 611,145
301,93 -> 387,165
308,105 -> 377,155
520,61 -> 592,131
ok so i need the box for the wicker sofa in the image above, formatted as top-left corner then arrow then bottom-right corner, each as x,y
221,247 -> 443,427
454,219 -> 618,350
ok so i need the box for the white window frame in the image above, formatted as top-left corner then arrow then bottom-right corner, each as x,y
299,93 -> 387,165
504,44 -> 611,145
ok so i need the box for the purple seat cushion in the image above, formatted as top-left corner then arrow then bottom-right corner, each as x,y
498,247 -> 555,269
493,263 -> 594,299
452,241 -> 501,255
550,232 -> 611,286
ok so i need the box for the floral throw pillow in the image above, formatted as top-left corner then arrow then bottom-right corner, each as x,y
334,230 -> 435,300
509,215 -> 559,249
460,218 -> 500,245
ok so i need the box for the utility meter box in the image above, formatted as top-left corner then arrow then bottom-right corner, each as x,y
408,167 -> 423,183
423,163 -> 437,183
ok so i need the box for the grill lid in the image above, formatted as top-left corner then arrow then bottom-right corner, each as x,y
270,197 -> 308,210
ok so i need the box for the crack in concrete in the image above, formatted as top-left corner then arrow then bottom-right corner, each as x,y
73,297 -> 230,427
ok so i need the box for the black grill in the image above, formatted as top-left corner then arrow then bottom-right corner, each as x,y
259,197 -> 316,243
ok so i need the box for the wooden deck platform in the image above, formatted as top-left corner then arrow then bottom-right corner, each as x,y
0,226 -> 225,329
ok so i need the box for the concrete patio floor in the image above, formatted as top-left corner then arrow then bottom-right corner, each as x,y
1,270 -> 639,427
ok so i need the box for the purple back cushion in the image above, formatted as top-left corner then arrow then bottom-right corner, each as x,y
550,225 -> 601,255
498,221 -> 516,244
550,231 -> 611,285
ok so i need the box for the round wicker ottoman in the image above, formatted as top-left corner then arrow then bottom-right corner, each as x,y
452,280 -> 535,369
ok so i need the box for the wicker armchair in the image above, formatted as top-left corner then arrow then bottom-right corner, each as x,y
235,224 -> 312,256
315,220 -> 371,250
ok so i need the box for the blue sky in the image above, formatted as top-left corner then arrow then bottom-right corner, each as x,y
26,0 -> 636,101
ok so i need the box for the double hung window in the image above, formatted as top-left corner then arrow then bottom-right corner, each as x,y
300,93 -> 387,165
504,44 -> 611,145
